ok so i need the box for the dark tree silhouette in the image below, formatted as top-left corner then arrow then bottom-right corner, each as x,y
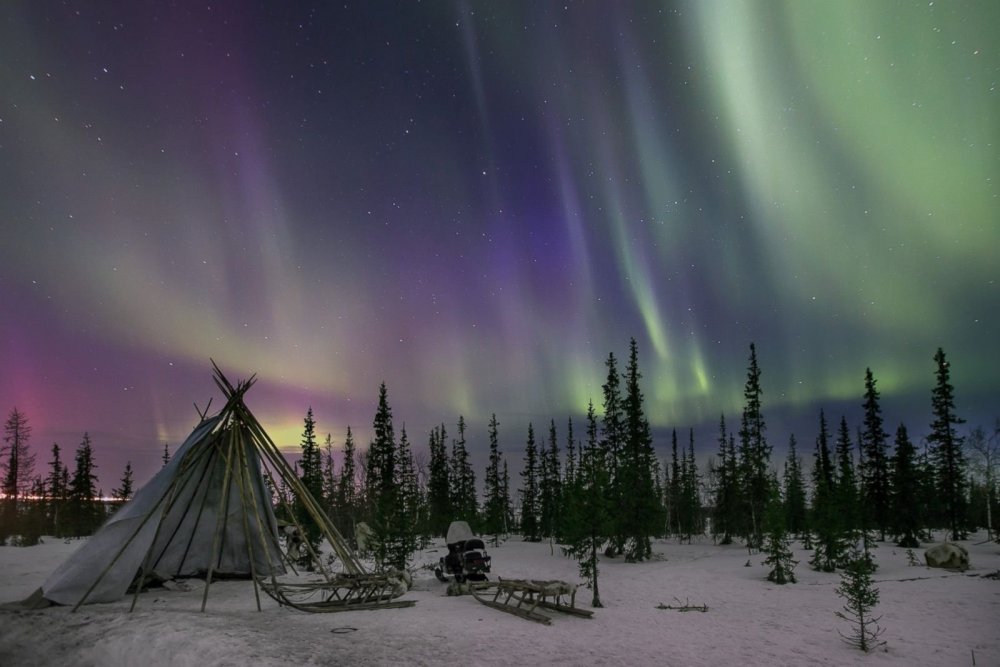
519,423 -> 540,541
783,434 -> 808,541
1,408 -> 35,541
927,348 -> 967,541
738,343 -> 770,549
68,433 -> 101,536
600,351 -> 625,555
835,550 -> 886,652
297,407 -> 323,554
860,368 -> 891,540
111,461 -> 134,507
890,424 -> 921,548
482,414 -> 506,544
426,423 -> 452,537
563,400 -> 610,607
449,416 -> 477,524
712,415 -> 739,545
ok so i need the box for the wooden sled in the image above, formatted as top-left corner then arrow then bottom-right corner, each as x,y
259,573 -> 415,613
464,578 -> 594,625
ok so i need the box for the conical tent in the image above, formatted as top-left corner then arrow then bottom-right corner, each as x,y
39,365 -> 371,611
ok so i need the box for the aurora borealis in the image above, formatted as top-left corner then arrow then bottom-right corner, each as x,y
1,1 -> 997,490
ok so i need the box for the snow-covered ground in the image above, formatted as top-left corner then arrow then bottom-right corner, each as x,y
1,534 -> 998,666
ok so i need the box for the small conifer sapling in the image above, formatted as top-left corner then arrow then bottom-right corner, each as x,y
835,549 -> 886,652
762,497 -> 797,584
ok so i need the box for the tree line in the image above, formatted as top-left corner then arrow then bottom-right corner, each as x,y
281,341 -> 996,606
2,343 -> 997,605
0,419 -> 130,545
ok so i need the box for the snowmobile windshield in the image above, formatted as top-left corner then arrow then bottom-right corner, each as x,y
445,521 -> 475,544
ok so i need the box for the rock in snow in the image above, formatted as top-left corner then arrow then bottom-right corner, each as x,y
924,542 -> 970,570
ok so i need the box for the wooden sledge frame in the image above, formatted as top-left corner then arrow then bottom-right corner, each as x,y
259,574 -> 416,613
467,579 -> 594,625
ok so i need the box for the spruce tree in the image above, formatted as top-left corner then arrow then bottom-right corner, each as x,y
539,420 -> 561,541
67,433 -> 100,536
321,434 -> 337,519
651,456 -> 664,536
810,411 -> 842,572
359,383 -> 415,571
712,415 -> 739,545
783,434 -> 808,541
46,443 -> 66,537
366,383 -> 402,569
427,424 -> 452,537
561,434 -> 584,554
547,420 -> 562,539
762,488 -> 797,584
669,430 -> 682,537
704,456 -> 720,541
161,442 -> 170,467
661,456 -> 670,537
21,477 -> 46,545
908,444 -> 932,542
835,549 -> 886,652
563,400 -> 610,607
335,426 -> 358,542
927,348 -> 967,541
299,408 -> 323,500
834,416 -> 859,540
859,368 -> 891,541
394,425 -> 419,565
482,414 -> 505,545
111,461 -> 134,508
889,424 -> 921,548
297,407 -> 324,553
681,431 -> 702,541
59,466 -> 70,518
501,459 -> 512,535
1,408 -> 35,540
619,338 -> 658,561
519,423 -> 540,541
600,352 -> 625,555
738,343 -> 770,549
449,416 -> 477,524
564,417 -> 577,488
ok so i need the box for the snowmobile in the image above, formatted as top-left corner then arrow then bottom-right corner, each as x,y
434,521 -> 491,583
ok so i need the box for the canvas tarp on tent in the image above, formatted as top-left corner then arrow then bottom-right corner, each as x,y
41,412 -> 286,606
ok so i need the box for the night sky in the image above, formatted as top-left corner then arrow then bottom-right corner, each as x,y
1,1 -> 997,492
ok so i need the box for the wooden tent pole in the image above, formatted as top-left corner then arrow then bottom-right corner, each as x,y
233,422 -> 308,588
230,424 -> 264,612
201,418 -> 238,613
243,415 -> 332,579
210,369 -> 285,610
242,415 -> 352,577
239,408 -> 364,574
